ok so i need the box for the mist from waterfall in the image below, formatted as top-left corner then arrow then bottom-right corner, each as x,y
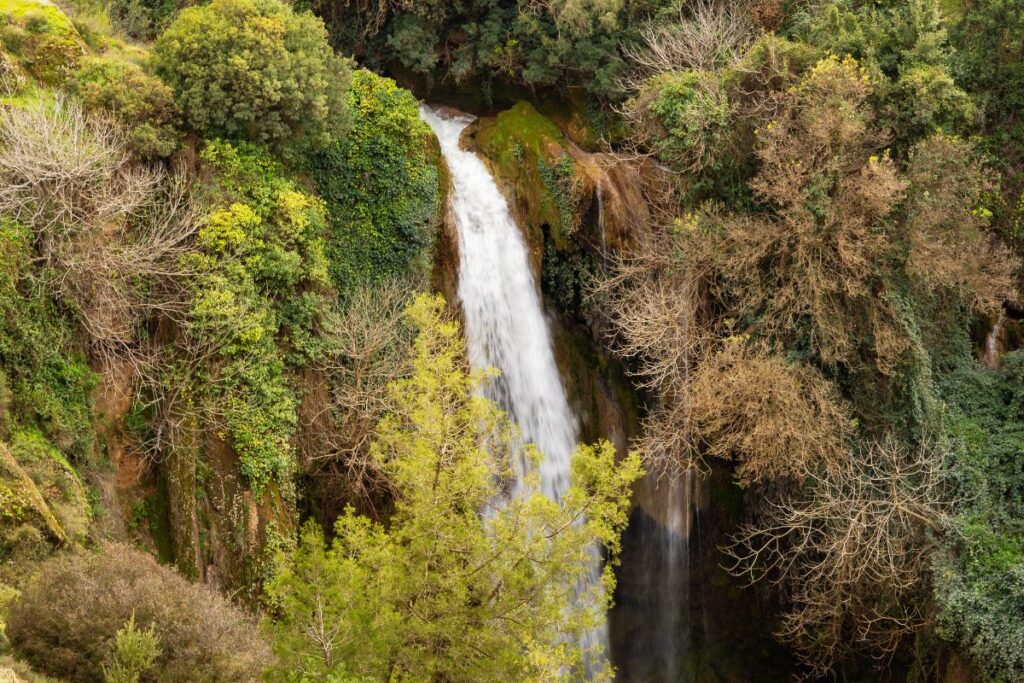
419,106 -> 607,672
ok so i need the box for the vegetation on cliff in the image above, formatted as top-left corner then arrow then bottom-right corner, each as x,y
0,0 -> 1023,680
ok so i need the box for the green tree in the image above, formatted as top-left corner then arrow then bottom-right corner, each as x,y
103,613 -> 161,683
266,294 -> 642,682
153,0 -> 349,158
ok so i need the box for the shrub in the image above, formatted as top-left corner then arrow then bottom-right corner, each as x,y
884,63 -> 976,149
266,295 -> 642,681
72,56 -> 180,159
6,542 -> 272,682
625,69 -> 732,173
153,0 -> 349,158
107,0 -> 178,40
688,343 -> 851,486
903,134 -> 1017,312
310,70 -> 439,292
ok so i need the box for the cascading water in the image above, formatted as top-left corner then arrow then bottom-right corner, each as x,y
419,106 -> 608,671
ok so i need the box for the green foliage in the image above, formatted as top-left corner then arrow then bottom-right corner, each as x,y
317,0 -> 670,97
949,0 -> 1024,125
102,613 -> 161,683
107,0 -> 179,40
934,353 -> 1024,681
72,56 -> 180,159
153,0 -> 349,158
634,70 -> 731,173
266,294 -> 643,681
0,0 -> 84,83
185,141 -> 331,491
538,151 -> 581,238
0,220 -> 95,459
883,62 -> 975,146
310,70 -> 439,293
788,0 -> 975,150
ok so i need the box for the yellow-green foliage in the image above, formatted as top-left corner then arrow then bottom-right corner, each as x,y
0,441 -> 65,551
183,140 -> 331,491
266,294 -> 643,681
0,0 -> 84,83
9,429 -> 89,541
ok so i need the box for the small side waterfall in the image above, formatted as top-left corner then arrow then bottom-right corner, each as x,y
420,107 -> 608,670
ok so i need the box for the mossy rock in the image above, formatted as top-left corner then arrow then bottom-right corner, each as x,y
0,441 -> 64,554
8,430 -> 89,541
0,0 -> 85,83
474,101 -> 587,253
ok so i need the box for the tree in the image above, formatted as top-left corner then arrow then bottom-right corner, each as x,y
266,294 -> 642,682
153,0 -> 349,157
103,614 -> 161,683
725,438 -> 951,676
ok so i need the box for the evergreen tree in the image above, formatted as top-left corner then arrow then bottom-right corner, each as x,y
266,294 -> 642,682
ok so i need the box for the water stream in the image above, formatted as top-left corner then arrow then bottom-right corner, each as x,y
419,106 -> 608,671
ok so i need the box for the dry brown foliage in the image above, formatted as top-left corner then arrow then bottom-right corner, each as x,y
904,134 -> 1019,313
298,281 -> 416,512
592,201 -> 718,477
707,56 -> 911,372
6,542 -> 272,682
688,343 -> 850,486
0,96 -> 198,371
622,0 -> 754,79
724,437 -> 951,677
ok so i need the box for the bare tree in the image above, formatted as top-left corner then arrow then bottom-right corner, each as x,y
298,280 -> 416,508
0,96 -> 199,373
622,0 -> 754,81
724,437 -> 952,677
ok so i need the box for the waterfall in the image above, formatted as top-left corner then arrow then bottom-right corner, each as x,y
419,106 -> 608,670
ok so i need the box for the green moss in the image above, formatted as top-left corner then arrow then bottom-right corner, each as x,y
9,429 -> 90,540
475,101 -> 582,250
0,0 -> 84,83
0,442 -> 64,550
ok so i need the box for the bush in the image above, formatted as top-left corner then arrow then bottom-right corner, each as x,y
153,0 -> 349,158
688,343 -> 851,486
310,70 -> 439,292
72,56 -> 181,159
6,543 -> 272,682
884,63 -> 976,149
625,69 -> 732,173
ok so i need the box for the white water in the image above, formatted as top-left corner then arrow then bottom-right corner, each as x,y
419,106 -> 607,670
